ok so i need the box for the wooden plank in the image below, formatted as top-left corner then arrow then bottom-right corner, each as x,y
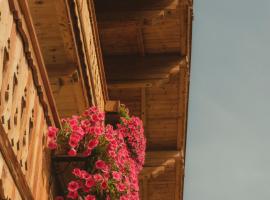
0,124 -> 34,200
177,59 -> 189,150
26,94 -> 42,188
30,119 -> 44,195
105,100 -> 120,113
12,0 -> 61,127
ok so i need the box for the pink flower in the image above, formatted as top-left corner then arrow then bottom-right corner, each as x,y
69,117 -> 78,127
48,126 -> 58,138
83,149 -> 92,157
101,180 -> 108,190
81,119 -> 89,126
93,174 -> 103,182
95,160 -> 108,172
67,191 -> 78,199
108,150 -> 116,158
72,168 -> 81,177
69,134 -> 80,148
48,140 -> 57,149
103,172 -> 110,179
98,113 -> 105,121
91,114 -> 99,122
85,194 -> 96,200
112,171 -> 122,181
87,139 -> 99,150
94,126 -> 103,136
67,181 -> 79,192
85,177 -> 95,188
68,148 -> 77,156
55,196 -> 64,200
80,170 -> 91,179
116,183 -> 126,192
119,195 -> 128,200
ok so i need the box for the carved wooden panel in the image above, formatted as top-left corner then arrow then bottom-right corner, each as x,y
0,152 -> 22,200
74,0 -> 107,110
0,0 -> 55,199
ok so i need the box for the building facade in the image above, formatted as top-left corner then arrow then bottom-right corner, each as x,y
0,0 -> 192,199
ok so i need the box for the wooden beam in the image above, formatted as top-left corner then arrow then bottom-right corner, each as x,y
108,81 -> 153,89
140,157 -> 177,180
94,0 -> 179,12
105,100 -> 120,113
69,0 -> 109,108
87,0 -> 109,101
177,57 -> 189,150
176,58 -> 189,200
145,151 -> 181,159
0,124 -> 34,200
97,9 -> 178,28
105,54 -> 181,82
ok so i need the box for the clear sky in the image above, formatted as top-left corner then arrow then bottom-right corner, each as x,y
184,0 -> 270,199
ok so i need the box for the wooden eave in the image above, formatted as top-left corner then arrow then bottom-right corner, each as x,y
28,0 -> 109,116
94,0 -> 193,199
28,0 -> 91,116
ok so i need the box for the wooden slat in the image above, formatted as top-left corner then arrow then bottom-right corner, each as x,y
0,124 -> 33,200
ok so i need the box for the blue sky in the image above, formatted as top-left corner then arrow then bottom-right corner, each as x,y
184,0 -> 270,199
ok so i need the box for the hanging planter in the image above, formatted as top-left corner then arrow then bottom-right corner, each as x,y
48,106 -> 146,200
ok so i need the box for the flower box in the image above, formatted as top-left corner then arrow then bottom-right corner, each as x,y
48,106 -> 146,200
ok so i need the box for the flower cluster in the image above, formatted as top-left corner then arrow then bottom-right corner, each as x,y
47,106 -> 146,200
117,117 -> 146,172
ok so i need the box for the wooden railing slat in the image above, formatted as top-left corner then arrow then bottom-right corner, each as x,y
0,124 -> 34,200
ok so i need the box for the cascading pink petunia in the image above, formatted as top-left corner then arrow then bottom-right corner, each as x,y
48,106 -> 146,200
